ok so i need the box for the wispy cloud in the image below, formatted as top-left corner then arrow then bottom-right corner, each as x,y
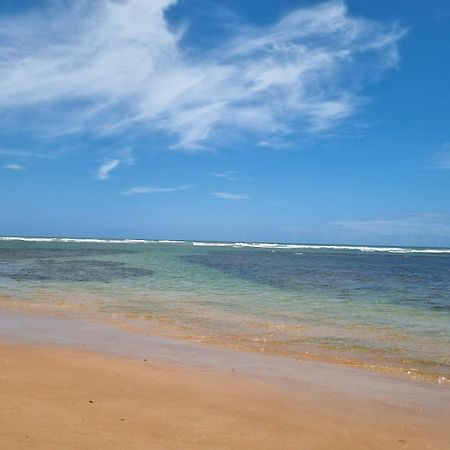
212,192 -> 251,200
0,145 -> 76,160
97,148 -> 135,180
0,1 -> 405,149
122,185 -> 189,195
4,163 -> 24,170
212,171 -> 237,181
97,159 -> 120,180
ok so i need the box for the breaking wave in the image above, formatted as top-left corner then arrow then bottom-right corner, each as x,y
1,236 -> 449,254
191,242 -> 450,254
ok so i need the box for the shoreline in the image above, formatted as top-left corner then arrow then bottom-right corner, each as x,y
0,309 -> 449,397
1,309 -> 450,448
1,295 -> 448,386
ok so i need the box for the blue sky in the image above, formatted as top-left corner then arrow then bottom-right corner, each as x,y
0,0 -> 449,246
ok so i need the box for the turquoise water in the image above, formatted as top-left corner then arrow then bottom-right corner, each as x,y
1,237 -> 449,382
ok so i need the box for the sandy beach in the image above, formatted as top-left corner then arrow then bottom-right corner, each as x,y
1,0 -> 449,447
1,311 -> 450,449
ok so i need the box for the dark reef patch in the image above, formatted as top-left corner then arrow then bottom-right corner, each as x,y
0,257 -> 152,283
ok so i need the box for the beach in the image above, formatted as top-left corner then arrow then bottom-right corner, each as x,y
2,0 -> 449,447
1,239 -> 450,448
1,311 -> 450,449
1,344 -> 450,450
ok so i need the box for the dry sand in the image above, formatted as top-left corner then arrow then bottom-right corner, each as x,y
1,342 -> 449,450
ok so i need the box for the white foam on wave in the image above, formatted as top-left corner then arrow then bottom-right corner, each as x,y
191,241 -> 450,254
158,240 -> 187,244
0,236 -> 156,244
1,236 -> 450,254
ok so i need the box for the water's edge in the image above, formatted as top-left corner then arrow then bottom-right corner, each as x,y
1,308 -> 449,412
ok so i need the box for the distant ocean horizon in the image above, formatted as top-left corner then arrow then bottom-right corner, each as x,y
1,236 -> 449,384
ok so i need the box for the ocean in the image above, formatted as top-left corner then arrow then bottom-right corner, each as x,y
1,237 -> 449,383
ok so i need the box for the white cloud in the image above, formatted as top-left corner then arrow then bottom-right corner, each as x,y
4,163 -> 24,170
0,1 -> 405,149
0,146 -> 74,160
212,192 -> 251,200
212,171 -> 237,181
97,159 -> 120,180
122,185 -> 189,195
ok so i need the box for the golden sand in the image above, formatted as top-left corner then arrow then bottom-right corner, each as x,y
1,342 -> 449,449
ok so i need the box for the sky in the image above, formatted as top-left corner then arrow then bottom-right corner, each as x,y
0,0 -> 449,246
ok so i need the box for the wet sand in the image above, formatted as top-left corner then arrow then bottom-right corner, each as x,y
0,311 -> 450,449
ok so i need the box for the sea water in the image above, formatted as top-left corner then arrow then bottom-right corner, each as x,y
0,237 -> 449,382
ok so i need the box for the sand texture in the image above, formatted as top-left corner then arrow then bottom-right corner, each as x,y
1,342 -> 449,450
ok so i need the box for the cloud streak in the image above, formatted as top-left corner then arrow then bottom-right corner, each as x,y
212,192 -> 251,200
0,0 -> 405,149
4,163 -> 24,170
97,159 -> 120,180
212,171 -> 237,181
122,185 -> 189,195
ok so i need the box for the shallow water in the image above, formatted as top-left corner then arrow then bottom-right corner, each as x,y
1,237 -> 449,382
